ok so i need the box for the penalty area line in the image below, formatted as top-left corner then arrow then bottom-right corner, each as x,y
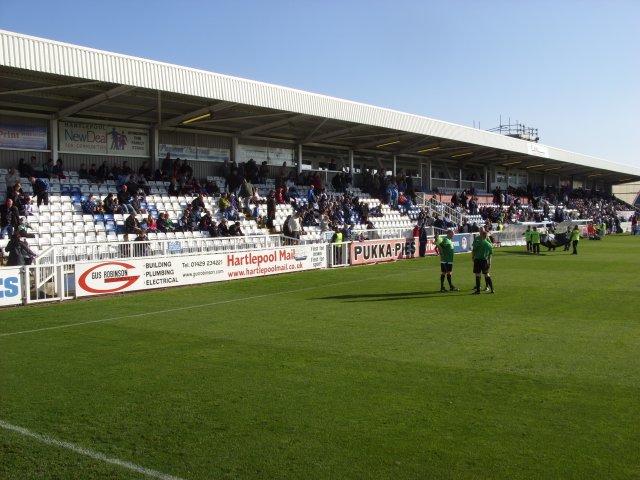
0,419 -> 185,480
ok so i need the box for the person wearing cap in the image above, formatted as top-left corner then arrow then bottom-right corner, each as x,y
438,229 -> 459,292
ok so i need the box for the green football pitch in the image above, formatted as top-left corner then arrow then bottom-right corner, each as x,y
1,236 -> 639,479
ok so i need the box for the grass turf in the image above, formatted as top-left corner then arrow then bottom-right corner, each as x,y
0,236 -> 639,479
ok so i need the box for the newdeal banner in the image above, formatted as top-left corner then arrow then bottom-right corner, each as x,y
350,238 -> 417,266
75,244 -> 326,297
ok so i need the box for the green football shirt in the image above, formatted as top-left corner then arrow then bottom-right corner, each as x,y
439,237 -> 455,263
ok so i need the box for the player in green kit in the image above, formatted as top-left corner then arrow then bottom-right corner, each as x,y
472,228 -> 492,291
472,229 -> 494,294
438,229 -> 459,292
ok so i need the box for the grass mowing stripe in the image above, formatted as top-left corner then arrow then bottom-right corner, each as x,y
0,420 -> 185,480
0,266 -> 425,338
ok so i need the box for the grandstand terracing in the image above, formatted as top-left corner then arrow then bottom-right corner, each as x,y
0,170 -> 420,262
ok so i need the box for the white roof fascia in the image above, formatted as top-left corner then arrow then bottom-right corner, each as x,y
1,29 -> 639,178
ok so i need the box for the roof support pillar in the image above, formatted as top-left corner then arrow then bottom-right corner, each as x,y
151,127 -> 160,170
459,167 -> 462,190
349,150 -> 354,174
485,166 -> 489,192
232,137 -> 239,165
297,144 -> 303,174
50,119 -> 58,161
393,155 -> 397,176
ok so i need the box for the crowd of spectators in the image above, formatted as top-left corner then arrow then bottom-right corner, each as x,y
3,153 -> 639,266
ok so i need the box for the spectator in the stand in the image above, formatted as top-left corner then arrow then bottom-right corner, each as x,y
125,211 -> 142,235
433,214 -> 444,231
121,161 -> 132,176
5,168 -> 21,189
219,159 -> 232,181
266,190 -> 276,229
41,159 -> 54,178
245,158 -> 259,184
51,159 -> 66,179
82,194 -> 103,214
191,193 -> 206,211
29,176 -> 49,207
78,163 -> 89,179
1,198 -> 21,239
331,172 -> 344,192
131,190 -> 145,214
117,184 -> 135,214
258,161 -> 269,184
226,168 -> 243,195
275,162 -> 287,189
229,221 -> 244,237
161,153 -> 172,173
101,193 -> 117,214
133,230 -> 151,257
287,212 -> 302,239
17,158 -> 34,178
138,160 -> 152,179
7,184 -> 25,215
218,218 -> 230,236
239,178 -> 255,213
96,161 -> 110,182
208,219 -> 219,237
145,213 -> 157,232
166,177 -> 179,196
154,166 -> 169,181
224,195 -> 239,221
119,234 -> 132,258
5,230 -> 36,266
197,211 -> 212,232
218,192 -> 231,212
156,212 -> 174,233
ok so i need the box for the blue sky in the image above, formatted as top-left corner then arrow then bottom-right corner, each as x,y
2,0 -> 639,168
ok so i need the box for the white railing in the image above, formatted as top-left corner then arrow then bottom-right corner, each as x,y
416,193 -> 465,227
51,234 -> 286,264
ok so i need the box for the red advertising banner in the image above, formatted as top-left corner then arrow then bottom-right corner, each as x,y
350,238 -> 417,266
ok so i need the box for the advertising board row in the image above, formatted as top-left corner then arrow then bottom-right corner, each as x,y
349,234 -> 472,266
75,244 -> 327,297
0,268 -> 22,307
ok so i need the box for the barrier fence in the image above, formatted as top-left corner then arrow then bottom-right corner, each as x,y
3,230 -> 487,307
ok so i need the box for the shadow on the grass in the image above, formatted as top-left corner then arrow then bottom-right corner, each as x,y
314,291 -> 464,302
500,250 -> 553,256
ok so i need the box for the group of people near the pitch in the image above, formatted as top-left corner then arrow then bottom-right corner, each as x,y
435,229 -> 494,295
523,225 -> 581,255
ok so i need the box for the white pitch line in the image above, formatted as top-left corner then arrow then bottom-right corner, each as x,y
0,419 -> 185,480
0,268 -> 418,338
